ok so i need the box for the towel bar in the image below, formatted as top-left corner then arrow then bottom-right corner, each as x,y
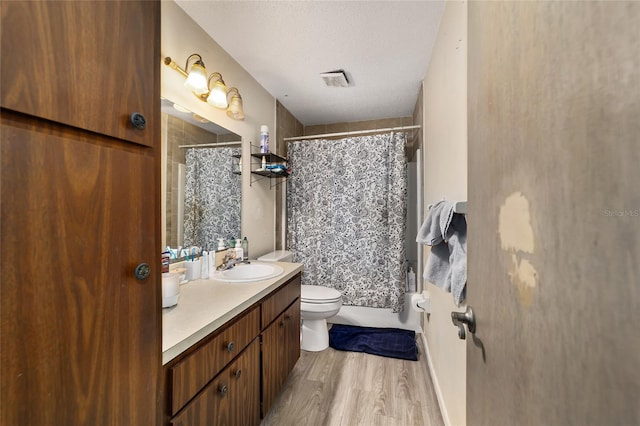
427,200 -> 467,214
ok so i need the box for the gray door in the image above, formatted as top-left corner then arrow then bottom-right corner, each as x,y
467,2 -> 640,425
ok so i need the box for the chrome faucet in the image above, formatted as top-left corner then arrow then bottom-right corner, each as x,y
216,249 -> 238,271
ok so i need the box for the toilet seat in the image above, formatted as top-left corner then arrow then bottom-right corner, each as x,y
301,285 -> 342,304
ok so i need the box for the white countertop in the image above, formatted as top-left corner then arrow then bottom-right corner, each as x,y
162,261 -> 303,365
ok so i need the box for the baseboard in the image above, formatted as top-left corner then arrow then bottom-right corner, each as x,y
420,332 -> 452,426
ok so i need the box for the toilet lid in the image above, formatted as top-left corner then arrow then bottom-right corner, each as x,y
301,285 -> 342,303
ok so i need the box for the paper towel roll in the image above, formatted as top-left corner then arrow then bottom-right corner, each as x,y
409,292 -> 430,313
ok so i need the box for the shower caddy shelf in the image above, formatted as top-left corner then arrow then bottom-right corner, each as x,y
231,153 -> 242,175
249,143 -> 289,188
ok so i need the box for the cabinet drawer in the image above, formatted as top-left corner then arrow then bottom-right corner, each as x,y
170,307 -> 260,416
171,339 -> 260,426
261,273 -> 301,330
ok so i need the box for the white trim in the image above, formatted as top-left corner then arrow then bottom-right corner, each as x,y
416,147 -> 423,293
420,332 -> 453,426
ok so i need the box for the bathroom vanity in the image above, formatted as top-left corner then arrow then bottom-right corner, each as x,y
162,262 -> 303,425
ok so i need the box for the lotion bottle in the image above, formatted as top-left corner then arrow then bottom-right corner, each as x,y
234,238 -> 244,261
241,237 -> 248,261
408,267 -> 416,292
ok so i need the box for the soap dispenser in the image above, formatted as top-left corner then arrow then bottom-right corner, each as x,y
217,238 -> 226,251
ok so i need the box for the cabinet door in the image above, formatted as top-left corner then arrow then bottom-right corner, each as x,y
0,1 -> 159,147
284,299 -> 301,376
261,310 -> 286,417
0,114 -> 160,425
171,339 -> 260,426
261,300 -> 300,417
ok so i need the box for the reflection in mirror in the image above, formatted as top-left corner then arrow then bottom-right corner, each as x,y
161,98 -> 242,253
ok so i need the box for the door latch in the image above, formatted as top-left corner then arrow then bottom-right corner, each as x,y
451,306 -> 476,340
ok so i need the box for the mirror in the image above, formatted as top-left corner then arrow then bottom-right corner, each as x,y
161,98 -> 242,253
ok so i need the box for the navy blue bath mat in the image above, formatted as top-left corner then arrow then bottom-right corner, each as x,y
328,324 -> 418,361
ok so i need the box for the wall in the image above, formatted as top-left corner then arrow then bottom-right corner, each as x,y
275,101 -> 303,250
161,1 -> 277,258
304,116 -> 413,141
421,1 -> 467,426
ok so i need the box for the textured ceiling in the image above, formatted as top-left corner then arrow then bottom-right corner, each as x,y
175,1 -> 445,126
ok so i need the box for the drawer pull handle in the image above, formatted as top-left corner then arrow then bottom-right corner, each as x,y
280,321 -> 285,328
226,342 -> 235,353
218,384 -> 228,397
234,369 -> 242,379
284,314 -> 292,321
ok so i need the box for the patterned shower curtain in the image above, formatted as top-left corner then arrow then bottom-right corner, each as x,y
184,147 -> 241,250
287,133 -> 407,312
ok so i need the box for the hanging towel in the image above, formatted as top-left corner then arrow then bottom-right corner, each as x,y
417,201 -> 467,305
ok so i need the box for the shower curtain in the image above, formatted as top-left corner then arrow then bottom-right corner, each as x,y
184,147 -> 241,250
287,133 -> 407,312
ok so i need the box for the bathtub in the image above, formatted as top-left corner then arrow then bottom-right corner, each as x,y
328,292 -> 422,332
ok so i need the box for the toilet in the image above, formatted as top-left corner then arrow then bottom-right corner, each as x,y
257,250 -> 343,352
299,284 -> 342,352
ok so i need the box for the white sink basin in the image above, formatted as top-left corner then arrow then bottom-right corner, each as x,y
211,262 -> 284,283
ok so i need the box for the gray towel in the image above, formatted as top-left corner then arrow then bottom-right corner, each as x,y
416,200 -> 454,245
417,201 -> 467,306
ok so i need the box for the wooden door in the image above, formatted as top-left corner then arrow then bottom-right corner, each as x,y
1,1 -> 160,424
1,1 -> 157,147
467,2 -> 640,425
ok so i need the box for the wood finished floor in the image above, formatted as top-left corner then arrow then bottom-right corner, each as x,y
261,337 -> 444,426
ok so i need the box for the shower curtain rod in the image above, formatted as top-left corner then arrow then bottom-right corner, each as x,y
178,141 -> 242,148
282,124 -> 421,141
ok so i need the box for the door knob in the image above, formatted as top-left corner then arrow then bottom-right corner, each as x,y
451,306 -> 476,340
134,263 -> 150,280
130,112 -> 146,130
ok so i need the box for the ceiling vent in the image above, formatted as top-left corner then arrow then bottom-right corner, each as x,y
320,70 -> 350,88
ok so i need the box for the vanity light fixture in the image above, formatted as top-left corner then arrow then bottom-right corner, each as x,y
206,72 -> 228,108
163,55 -> 245,120
183,54 -> 208,95
172,103 -> 191,113
226,87 -> 245,120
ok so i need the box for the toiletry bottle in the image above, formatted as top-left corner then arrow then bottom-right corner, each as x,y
241,237 -> 248,261
261,156 -> 267,170
408,267 -> 416,292
235,238 -> 244,261
260,125 -> 269,153
217,238 -> 226,251
161,251 -> 170,273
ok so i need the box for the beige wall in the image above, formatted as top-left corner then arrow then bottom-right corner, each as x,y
275,101 -> 303,250
304,116 -> 413,141
161,1 -> 277,258
421,1 -> 468,425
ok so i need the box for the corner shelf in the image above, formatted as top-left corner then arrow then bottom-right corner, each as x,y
231,153 -> 242,175
249,144 -> 289,188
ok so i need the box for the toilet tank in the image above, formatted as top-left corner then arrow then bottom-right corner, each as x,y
257,250 -> 293,263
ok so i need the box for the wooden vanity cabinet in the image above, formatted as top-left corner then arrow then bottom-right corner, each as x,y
164,272 -> 302,425
171,339 -> 261,426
